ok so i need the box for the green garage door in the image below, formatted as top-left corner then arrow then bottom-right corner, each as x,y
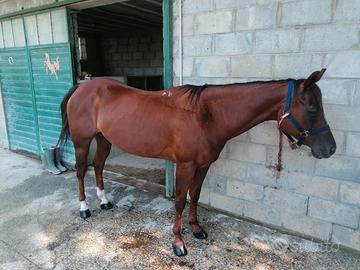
0,9 -> 75,162
0,47 -> 39,155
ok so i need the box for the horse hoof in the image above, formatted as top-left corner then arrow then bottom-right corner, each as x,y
193,229 -> 208,239
172,244 -> 188,257
80,209 -> 91,219
100,202 -> 113,210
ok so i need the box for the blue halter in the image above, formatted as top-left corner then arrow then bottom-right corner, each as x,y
279,80 -> 330,147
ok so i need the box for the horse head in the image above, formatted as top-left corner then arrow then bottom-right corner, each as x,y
278,69 -> 336,159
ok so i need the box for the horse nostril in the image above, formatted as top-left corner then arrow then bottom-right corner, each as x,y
329,146 -> 336,155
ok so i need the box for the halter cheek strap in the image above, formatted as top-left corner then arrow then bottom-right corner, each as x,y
279,80 -> 330,147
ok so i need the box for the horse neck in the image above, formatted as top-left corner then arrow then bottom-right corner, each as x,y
204,81 -> 288,141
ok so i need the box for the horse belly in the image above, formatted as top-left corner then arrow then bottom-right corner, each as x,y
99,109 -> 172,159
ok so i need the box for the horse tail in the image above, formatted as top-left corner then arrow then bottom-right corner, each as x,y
56,84 -> 79,147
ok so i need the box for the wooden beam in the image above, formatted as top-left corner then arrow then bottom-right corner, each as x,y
118,2 -> 162,17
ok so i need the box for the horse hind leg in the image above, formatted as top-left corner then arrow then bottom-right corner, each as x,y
93,133 -> 113,210
73,137 -> 93,219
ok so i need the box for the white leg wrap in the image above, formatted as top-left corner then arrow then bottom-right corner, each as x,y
97,187 -> 109,205
80,200 -> 89,211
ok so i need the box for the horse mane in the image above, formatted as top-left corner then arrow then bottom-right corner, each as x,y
184,79 -> 296,103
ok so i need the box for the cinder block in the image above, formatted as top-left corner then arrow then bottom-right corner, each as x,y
346,133 -> 360,157
331,130 -> 345,155
303,25 -> 359,52
246,163 -> 281,188
339,181 -> 360,206
287,175 -> 338,200
333,0 -> 360,22
214,0 -> 254,9
236,4 -> 277,30
249,122 -> 278,145
273,54 -> 323,79
317,79 -> 355,105
324,52 -> 360,78
173,14 -> 194,37
210,158 -> 247,180
353,84 -> 360,106
207,173 -> 228,195
195,10 -> 233,34
209,192 -> 244,215
324,105 -> 360,132
227,179 -> 263,202
182,0 -> 214,14
195,57 -> 230,77
231,55 -> 272,78
214,32 -> 252,55
281,212 -> 332,241
315,154 -> 360,182
199,187 -> 210,205
232,131 -> 250,143
173,57 -> 194,77
255,29 -> 301,53
243,200 -> 281,226
183,35 -> 212,57
280,0 -> 332,26
267,147 -> 316,174
332,225 -> 360,251
264,187 -> 308,215
227,141 -> 267,165
308,197 -> 359,228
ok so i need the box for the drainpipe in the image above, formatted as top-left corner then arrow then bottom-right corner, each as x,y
178,0 -> 183,85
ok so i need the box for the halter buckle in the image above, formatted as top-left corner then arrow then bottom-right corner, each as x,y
300,130 -> 310,137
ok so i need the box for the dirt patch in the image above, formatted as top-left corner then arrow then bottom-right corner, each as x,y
105,164 -> 165,185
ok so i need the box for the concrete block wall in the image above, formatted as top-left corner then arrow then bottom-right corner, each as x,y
173,0 -> 360,251
102,30 -> 163,77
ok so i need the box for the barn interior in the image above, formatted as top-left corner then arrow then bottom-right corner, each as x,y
69,0 -> 165,191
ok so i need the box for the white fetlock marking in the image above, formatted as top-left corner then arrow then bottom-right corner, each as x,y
80,200 -> 89,211
96,187 -> 109,205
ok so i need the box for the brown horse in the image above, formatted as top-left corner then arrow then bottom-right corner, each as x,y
57,69 -> 336,256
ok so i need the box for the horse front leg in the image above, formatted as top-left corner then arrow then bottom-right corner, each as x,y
188,165 -> 210,239
172,162 -> 196,256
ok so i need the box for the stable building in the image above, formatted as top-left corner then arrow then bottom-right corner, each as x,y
0,0 -> 359,252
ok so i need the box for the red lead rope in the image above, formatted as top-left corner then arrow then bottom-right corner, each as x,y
275,127 -> 283,178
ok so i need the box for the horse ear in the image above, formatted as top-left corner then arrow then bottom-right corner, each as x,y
304,68 -> 326,89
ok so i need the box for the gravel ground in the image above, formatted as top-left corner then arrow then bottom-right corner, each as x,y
0,149 -> 359,270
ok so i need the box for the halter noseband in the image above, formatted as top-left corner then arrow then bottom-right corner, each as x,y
278,80 -> 330,147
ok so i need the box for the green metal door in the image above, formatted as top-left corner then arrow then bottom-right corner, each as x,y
29,43 -> 75,162
0,47 -> 40,155
0,9 -> 75,162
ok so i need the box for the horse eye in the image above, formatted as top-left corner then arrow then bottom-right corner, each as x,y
307,105 -> 317,113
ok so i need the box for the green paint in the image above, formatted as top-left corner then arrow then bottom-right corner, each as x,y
23,17 -> 45,156
0,9 -> 75,163
163,0 -> 175,198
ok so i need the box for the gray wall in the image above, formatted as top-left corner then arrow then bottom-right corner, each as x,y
102,30 -> 163,77
173,0 -> 360,251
